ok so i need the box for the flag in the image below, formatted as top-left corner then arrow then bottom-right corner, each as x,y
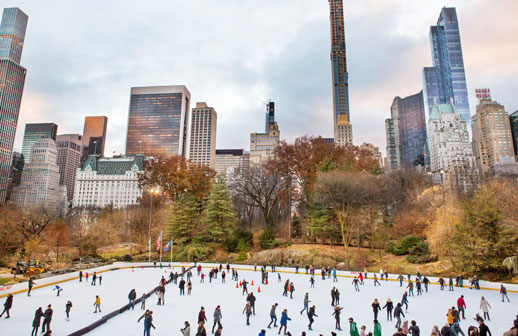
163,240 -> 173,252
156,234 -> 161,251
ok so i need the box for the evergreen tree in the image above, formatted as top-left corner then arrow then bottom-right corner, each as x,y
203,179 -> 237,242
167,195 -> 201,244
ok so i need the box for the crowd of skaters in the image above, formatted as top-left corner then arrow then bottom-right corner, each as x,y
1,261 -> 517,336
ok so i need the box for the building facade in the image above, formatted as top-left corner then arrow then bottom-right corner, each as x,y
189,102 -> 217,168
359,143 -> 383,169
81,116 -> 107,162
422,7 -> 470,126
0,7 -> 28,202
215,149 -> 250,176
328,0 -> 352,146
5,150 -> 24,200
510,110 -> 518,159
126,85 -> 191,159
21,123 -> 58,163
73,155 -> 144,209
250,102 -> 279,165
471,98 -> 515,175
56,134 -> 82,202
427,103 -> 477,189
10,138 -> 67,214
386,92 -> 427,171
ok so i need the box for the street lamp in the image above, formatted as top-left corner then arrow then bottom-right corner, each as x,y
148,187 -> 160,262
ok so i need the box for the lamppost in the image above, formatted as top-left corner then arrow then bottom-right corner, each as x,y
148,187 -> 160,262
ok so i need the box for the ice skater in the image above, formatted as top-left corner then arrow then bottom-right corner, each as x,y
198,306 -> 207,325
372,299 -> 381,320
331,287 -> 336,306
349,318 -> 359,336
479,296 -> 491,321
27,277 -> 36,296
0,293 -> 13,318
289,282 -> 295,299
335,288 -> 340,305
394,303 -> 405,328
333,268 -> 338,282
243,302 -> 253,325
53,285 -> 63,296
128,289 -> 137,309
91,271 -> 97,285
180,321 -> 190,336
500,285 -> 510,302
373,273 -> 381,286
31,307 -> 43,336
179,278 -> 186,295
212,305 -> 222,333
93,295 -> 101,313
401,291 -> 409,311
332,306 -> 343,330
309,276 -> 315,288
268,303 -> 278,328
41,304 -> 53,333
307,305 -> 318,330
457,295 -> 466,319
352,277 -> 360,292
383,298 -> 393,321
278,309 -> 291,335
300,293 -> 310,315
65,301 -> 73,321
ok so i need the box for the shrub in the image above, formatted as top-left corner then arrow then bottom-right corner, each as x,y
183,243 -> 214,261
224,228 -> 253,253
258,230 -> 278,250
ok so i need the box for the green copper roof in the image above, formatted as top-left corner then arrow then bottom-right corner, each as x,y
81,155 -> 144,175
429,103 -> 460,120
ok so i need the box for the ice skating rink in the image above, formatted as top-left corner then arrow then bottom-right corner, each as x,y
1,264 -> 516,335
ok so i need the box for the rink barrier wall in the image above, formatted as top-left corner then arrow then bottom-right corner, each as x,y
66,265 -> 194,336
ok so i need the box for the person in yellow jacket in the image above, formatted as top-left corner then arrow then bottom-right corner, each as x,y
94,295 -> 101,313
446,308 -> 454,325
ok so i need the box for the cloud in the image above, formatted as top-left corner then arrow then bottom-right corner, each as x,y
8,0 -> 518,158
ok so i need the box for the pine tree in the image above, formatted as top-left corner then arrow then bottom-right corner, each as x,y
167,195 -> 201,245
202,179 -> 237,242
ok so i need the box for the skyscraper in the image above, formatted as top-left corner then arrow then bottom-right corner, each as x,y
250,101 -> 280,165
11,138 -> 67,214
385,92 -> 427,171
422,7 -> 470,125
328,0 -> 352,146
81,116 -> 107,162
471,97 -> 515,175
56,134 -> 82,202
427,103 -> 477,189
510,111 -> 518,159
189,102 -> 217,168
0,7 -> 28,202
126,85 -> 191,158
5,150 -> 24,201
215,149 -> 250,176
21,123 -> 58,164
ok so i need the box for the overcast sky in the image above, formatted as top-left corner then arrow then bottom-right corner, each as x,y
7,0 -> 518,157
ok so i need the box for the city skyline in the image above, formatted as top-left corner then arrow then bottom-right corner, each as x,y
6,0 -> 518,157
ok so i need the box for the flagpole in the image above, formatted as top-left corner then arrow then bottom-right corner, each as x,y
170,238 -> 173,262
159,230 -> 163,263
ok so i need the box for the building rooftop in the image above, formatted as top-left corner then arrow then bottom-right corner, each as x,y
81,155 -> 144,175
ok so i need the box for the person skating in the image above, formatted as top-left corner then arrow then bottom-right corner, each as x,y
41,304 -> 53,333
242,279 -> 249,295
140,294 -> 146,310
188,281 -> 192,295
27,277 -> 36,296
457,295 -> 467,320
247,292 -> 257,315
333,268 -> 338,282
289,282 -> 295,299
477,320 -> 491,336
373,320 -> 382,336
439,277 -> 445,290
53,285 -> 63,296
91,271 -> 97,285
401,292 -> 409,311
407,280 -> 414,296
31,307 -> 44,336
259,329 -> 267,336
394,303 -> 405,328
359,272 -> 364,285
79,270 -> 83,282
129,289 -> 137,309
423,276 -> 430,292
353,278 -> 360,292
309,276 -> 315,288
307,305 -> 318,330
451,322 -> 465,336
138,310 -> 156,336
65,301 -> 72,321
300,293 -> 310,315
0,293 -> 13,318
479,296 -> 491,321
214,324 -> 223,336
373,273 -> 381,286
85,271 -> 89,283
212,305 -> 222,333
198,306 -> 207,325
278,309 -> 291,335
409,320 -> 420,336
416,279 -> 422,296
383,298 -> 393,321
397,274 -> 404,287
283,280 -> 289,296
360,325 -> 367,336
99,275 -> 102,285
500,285 -> 510,302
221,271 -> 226,283
243,302 -> 253,325
430,325 -> 440,336
349,318 -> 359,336
332,306 -> 343,330
181,321 -> 191,336
372,299 -> 381,320
449,276 -> 454,291
331,287 -> 336,306
180,278 -> 186,295
268,303 -> 279,328
93,295 -> 101,313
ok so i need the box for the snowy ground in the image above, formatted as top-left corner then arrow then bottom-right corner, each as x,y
1,264 -> 516,335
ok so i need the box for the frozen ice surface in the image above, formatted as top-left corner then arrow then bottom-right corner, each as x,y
1,264 -> 516,335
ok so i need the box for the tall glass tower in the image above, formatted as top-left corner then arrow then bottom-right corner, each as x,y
423,7 -> 470,126
328,0 -> 352,146
0,7 -> 28,202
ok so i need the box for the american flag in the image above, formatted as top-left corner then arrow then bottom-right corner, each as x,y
156,233 -> 161,251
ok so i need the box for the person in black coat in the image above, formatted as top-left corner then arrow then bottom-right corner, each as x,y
307,305 -> 318,330
0,294 -> 13,318
31,307 -> 44,336
372,299 -> 381,320
383,299 -> 394,321
129,289 -> 137,309
41,304 -> 53,333
478,320 -> 491,336
440,323 -> 451,336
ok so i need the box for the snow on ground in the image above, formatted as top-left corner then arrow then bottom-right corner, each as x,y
1,264 -> 516,336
